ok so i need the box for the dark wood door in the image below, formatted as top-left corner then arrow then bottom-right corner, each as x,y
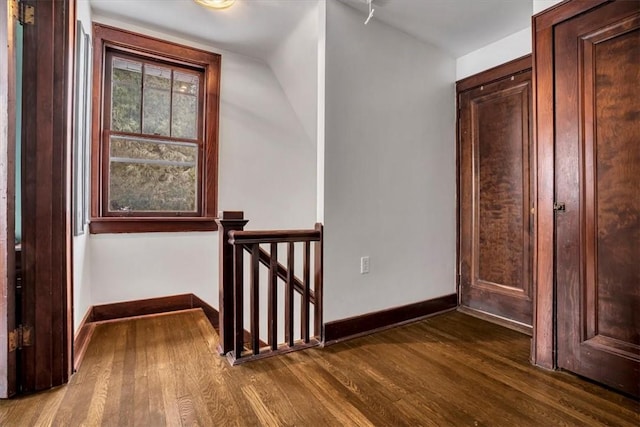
555,0 -> 640,397
19,0 -> 74,393
459,70 -> 533,328
0,0 -> 19,398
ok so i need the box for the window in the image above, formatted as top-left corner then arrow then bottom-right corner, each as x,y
90,24 -> 220,233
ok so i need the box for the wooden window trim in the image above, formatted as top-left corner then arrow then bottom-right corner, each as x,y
90,24 -> 220,234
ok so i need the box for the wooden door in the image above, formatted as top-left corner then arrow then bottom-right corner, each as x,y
19,0 -> 74,393
554,0 -> 639,397
0,0 -> 18,398
458,67 -> 533,329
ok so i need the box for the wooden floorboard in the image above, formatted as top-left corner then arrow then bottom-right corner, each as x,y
0,309 -> 638,426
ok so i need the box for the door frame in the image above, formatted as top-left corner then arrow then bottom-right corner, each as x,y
531,0 -> 610,369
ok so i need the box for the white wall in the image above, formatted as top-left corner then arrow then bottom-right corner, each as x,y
217,51 -> 316,231
316,1 -> 326,223
268,2 -> 318,146
73,229 -> 92,331
89,232 -> 218,305
83,16 -> 316,318
456,28 -> 531,80
323,1 -> 456,322
456,0 -> 565,80
533,0 -> 564,14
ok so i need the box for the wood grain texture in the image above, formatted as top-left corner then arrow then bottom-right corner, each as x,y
532,5 -> 556,370
476,84 -> 528,289
1,310 -> 637,425
531,0 -> 613,370
532,0 -> 637,369
190,294 -> 219,330
554,1 -> 640,397
534,0 -> 609,31
76,294 -> 220,372
458,65 -> 533,329
592,24 -> 639,347
19,0 -> 73,393
0,0 -> 18,398
457,306 -> 532,336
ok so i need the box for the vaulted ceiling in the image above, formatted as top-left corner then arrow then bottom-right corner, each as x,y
339,0 -> 532,57
89,0 -> 318,60
89,0 -> 532,60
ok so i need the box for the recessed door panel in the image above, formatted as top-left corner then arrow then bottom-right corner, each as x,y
555,1 -> 640,397
592,28 -> 639,348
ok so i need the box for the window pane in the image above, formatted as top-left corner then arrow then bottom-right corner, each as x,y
109,136 -> 198,212
172,72 -> 199,139
111,57 -> 142,133
143,64 -> 171,136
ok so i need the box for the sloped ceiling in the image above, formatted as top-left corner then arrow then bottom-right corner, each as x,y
90,0 -> 532,60
89,0 -> 318,60
338,0 -> 532,57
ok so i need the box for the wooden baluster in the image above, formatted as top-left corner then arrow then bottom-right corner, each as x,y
314,223 -> 323,339
221,223 -> 323,364
215,211 -> 248,355
302,241 -> 311,343
233,243 -> 245,360
285,242 -> 295,347
268,243 -> 278,351
250,244 -> 260,355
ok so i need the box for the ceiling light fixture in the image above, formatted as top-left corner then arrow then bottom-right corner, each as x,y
194,0 -> 236,10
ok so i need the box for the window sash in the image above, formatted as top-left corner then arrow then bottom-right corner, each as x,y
105,50 -> 204,141
101,50 -> 206,218
102,131 -> 204,217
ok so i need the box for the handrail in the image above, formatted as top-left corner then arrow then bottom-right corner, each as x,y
228,229 -> 321,244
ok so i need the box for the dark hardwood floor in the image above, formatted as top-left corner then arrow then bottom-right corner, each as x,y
0,310 -> 638,426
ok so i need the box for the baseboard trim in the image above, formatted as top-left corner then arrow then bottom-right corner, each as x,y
74,293 -> 219,370
191,294 -> 219,330
73,308 -> 96,371
323,293 -> 457,345
92,294 -> 196,322
457,306 -> 533,336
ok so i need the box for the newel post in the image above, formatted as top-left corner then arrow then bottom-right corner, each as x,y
215,211 -> 248,355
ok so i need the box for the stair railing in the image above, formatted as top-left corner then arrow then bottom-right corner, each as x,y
216,211 -> 323,365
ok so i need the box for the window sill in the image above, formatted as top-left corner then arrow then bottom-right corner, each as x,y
89,217 -> 218,234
